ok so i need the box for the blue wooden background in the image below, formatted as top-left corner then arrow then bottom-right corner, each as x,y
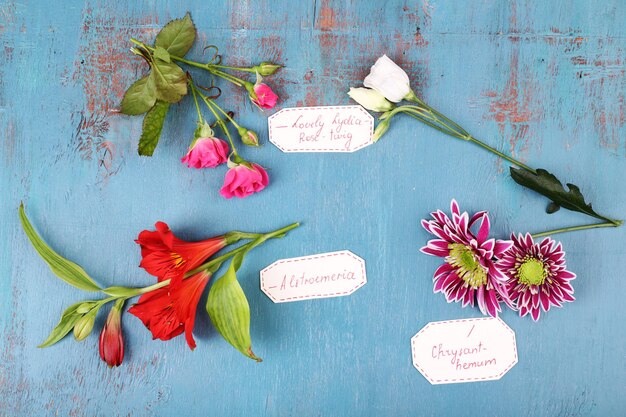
1,1 -> 625,416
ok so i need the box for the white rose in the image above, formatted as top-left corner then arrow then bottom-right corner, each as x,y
363,54 -> 413,103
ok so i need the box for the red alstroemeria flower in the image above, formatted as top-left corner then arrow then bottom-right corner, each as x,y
128,271 -> 211,350
136,222 -> 230,284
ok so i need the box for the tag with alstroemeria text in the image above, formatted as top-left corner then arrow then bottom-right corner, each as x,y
260,250 -> 366,302
411,317 -> 518,385
268,106 -> 374,152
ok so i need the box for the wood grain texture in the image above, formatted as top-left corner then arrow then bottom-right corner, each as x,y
1,0 -> 625,416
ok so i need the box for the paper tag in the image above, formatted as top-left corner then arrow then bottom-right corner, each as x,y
260,250 -> 366,302
268,105 -> 374,152
411,317 -> 518,384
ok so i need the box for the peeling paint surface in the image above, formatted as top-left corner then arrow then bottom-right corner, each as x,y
1,1 -> 625,416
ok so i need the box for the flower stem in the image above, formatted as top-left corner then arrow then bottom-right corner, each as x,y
208,64 -> 256,73
203,96 -> 237,153
209,99 -> 241,129
187,77 -> 237,153
207,68 -> 246,87
189,79 -> 204,124
531,220 -> 622,238
466,136 -> 536,174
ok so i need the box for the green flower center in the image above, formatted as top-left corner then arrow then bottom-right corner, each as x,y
447,243 -> 488,288
517,257 -> 547,286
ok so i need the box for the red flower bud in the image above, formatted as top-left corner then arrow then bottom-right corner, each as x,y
99,301 -> 125,367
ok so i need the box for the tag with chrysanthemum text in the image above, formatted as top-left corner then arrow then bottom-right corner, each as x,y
268,106 -> 374,152
260,250 -> 367,302
411,317 -> 518,384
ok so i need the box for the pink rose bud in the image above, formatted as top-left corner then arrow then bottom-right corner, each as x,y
181,137 -> 230,169
220,162 -> 269,199
250,83 -> 278,109
238,127 -> 260,147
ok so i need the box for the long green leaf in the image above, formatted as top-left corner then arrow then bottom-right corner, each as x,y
155,12 -> 196,57
206,253 -> 261,361
19,204 -> 101,292
38,302 -> 86,348
510,167 -> 606,220
138,101 -> 169,156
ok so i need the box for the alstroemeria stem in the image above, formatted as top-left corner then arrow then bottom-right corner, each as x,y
531,220 -> 622,238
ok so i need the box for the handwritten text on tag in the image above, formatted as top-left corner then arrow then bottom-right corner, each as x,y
260,250 -> 367,303
411,317 -> 518,384
268,106 -> 374,152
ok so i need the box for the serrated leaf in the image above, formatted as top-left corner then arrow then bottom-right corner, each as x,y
138,101 -> 169,156
206,253 -> 261,362
19,204 -> 101,292
153,46 -> 171,63
510,167 -> 604,220
38,302 -> 86,348
120,76 -> 156,115
155,12 -> 196,57
150,60 -> 187,103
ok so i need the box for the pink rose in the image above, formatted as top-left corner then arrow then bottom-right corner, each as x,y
251,83 -> 278,109
181,137 -> 230,169
220,163 -> 269,199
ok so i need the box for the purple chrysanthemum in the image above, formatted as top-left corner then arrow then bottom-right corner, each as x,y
420,200 -> 513,317
498,233 -> 576,321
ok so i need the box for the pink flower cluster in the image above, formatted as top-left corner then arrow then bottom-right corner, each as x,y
421,200 -> 576,321
180,81 -> 279,199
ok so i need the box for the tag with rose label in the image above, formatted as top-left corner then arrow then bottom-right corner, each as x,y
260,250 -> 367,303
268,106 -> 374,152
411,317 -> 518,384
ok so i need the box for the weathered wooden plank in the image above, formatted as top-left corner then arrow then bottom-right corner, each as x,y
0,0 -> 624,415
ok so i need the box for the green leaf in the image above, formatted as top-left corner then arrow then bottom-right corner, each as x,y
510,168 -> 605,220
19,204 -> 101,292
155,12 -> 196,57
138,101 -> 169,156
38,302 -> 86,348
153,46 -> 171,63
150,60 -> 187,103
206,254 -> 261,362
120,75 -> 156,115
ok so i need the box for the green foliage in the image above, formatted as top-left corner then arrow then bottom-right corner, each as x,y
138,101 -> 170,156
206,253 -> 261,362
38,302 -> 91,347
150,59 -> 187,103
510,167 -> 609,221
122,13 -> 196,155
120,76 -> 156,115
19,204 -> 101,292
154,12 -> 196,57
